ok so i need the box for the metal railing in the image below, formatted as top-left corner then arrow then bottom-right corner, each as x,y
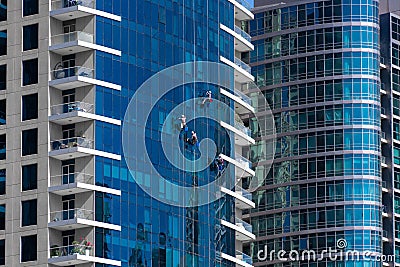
234,120 -> 251,137
381,107 -> 386,115
235,217 -> 253,233
235,153 -> 252,169
50,102 -> 93,116
236,186 -> 252,201
234,25 -> 251,42
51,66 -> 94,80
50,208 -> 94,222
51,0 -> 94,10
383,230 -> 389,238
236,250 -> 252,265
51,31 -> 93,46
233,88 -> 252,106
381,57 -> 386,65
50,137 -> 93,151
234,57 -> 251,74
382,131 -> 386,140
50,173 -> 94,187
381,156 -> 388,165
50,244 -> 93,257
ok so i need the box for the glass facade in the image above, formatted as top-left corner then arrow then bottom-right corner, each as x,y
250,0 -> 381,266
90,0 -> 240,266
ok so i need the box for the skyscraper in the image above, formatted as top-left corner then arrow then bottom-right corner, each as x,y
0,0 -> 257,266
380,1 -> 400,264
250,0 -> 382,266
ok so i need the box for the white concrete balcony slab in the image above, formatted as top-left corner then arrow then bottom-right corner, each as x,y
49,173 -> 121,196
219,153 -> 255,178
49,137 -> 121,161
49,66 -> 121,91
220,88 -> 255,115
221,186 -> 255,209
49,244 -> 121,266
221,217 -> 256,242
48,208 -> 121,231
50,31 -> 121,56
228,0 -> 254,21
221,250 -> 253,267
220,56 -> 254,83
220,24 -> 254,52
50,0 -> 121,21
220,121 -> 255,146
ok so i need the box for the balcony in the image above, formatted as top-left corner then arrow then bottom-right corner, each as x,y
220,88 -> 255,115
49,102 -> 94,125
49,66 -> 94,90
49,172 -> 121,196
221,186 -> 255,209
221,217 -> 255,242
49,137 -> 94,160
48,244 -> 121,266
50,31 -> 94,55
231,0 -> 254,21
220,24 -> 254,52
219,153 -> 255,178
49,66 -> 121,91
48,208 -> 121,231
221,250 -> 253,267
220,56 -> 254,83
380,57 -> 387,69
50,0 -> 96,21
381,156 -> 389,168
220,120 -> 255,146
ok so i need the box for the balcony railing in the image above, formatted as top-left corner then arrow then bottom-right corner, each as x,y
51,0 -> 94,10
234,25 -> 251,42
50,208 -> 94,222
51,137 -> 93,151
236,186 -> 252,201
51,31 -> 93,46
50,102 -> 93,116
235,153 -> 252,169
236,0 -> 252,10
51,66 -> 94,80
382,131 -> 386,140
233,88 -> 252,106
236,250 -> 252,265
234,120 -> 251,137
382,180 -> 387,188
50,173 -> 94,187
381,107 -> 386,115
235,217 -> 253,233
381,156 -> 388,165
234,57 -> 251,73
50,244 -> 93,258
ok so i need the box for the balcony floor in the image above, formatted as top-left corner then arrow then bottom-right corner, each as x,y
48,254 -> 121,266
49,41 -> 93,55
49,111 -> 93,125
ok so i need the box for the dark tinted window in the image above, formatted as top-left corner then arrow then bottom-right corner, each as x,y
0,239 -> 4,265
22,59 -> 38,86
23,0 -> 38,16
21,199 -> 36,226
22,128 -> 37,156
0,0 -> 6,22
0,30 -> 6,56
0,65 -> 5,90
21,235 -> 37,262
22,164 -> 37,191
22,93 -> 37,121
0,170 -> 5,195
23,24 -> 38,51
0,99 -> 4,125
0,205 -> 4,230
0,135 -> 5,160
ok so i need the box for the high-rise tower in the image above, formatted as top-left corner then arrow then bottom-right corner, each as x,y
249,0 -> 382,266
